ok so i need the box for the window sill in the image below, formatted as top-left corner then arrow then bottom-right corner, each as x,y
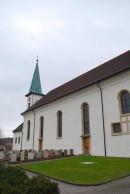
120,113 -> 130,117
81,134 -> 91,138
112,132 -> 130,136
38,138 -> 43,140
57,137 -> 62,139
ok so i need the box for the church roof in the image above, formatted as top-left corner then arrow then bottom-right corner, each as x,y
22,50 -> 130,114
26,60 -> 42,96
13,123 -> 23,133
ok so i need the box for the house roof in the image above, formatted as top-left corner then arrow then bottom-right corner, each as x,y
22,50 -> 130,114
26,59 -> 42,96
13,123 -> 23,133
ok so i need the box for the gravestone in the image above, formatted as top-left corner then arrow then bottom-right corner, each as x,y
24,150 -> 28,160
50,150 -> 55,158
33,150 -> 37,159
44,150 -> 49,158
69,149 -> 74,155
55,150 -> 58,156
64,149 -> 68,156
58,149 -> 62,157
0,151 -> 4,160
28,152 -> 34,160
20,152 -> 25,161
11,153 -> 17,162
36,151 -> 42,159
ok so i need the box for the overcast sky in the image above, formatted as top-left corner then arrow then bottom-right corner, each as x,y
0,0 -> 130,137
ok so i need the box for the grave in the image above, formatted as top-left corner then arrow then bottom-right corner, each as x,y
0,151 -> 4,160
28,152 -> 34,160
69,149 -> 74,155
58,149 -> 62,157
64,149 -> 68,156
44,150 -> 49,158
36,151 -> 42,159
20,152 -> 25,161
11,153 -> 17,162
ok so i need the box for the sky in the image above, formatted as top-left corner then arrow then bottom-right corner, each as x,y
0,0 -> 130,137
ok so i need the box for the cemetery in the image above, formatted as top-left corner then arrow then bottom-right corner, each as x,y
0,149 -> 74,163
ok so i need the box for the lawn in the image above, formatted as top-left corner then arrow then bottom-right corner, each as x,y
19,156 -> 130,185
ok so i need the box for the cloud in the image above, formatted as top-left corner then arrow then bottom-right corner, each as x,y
0,0 -> 130,137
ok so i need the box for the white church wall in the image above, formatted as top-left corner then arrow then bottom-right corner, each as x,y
13,132 -> 22,150
33,85 -> 105,155
21,71 -> 130,157
22,112 -> 34,150
101,71 -> 130,157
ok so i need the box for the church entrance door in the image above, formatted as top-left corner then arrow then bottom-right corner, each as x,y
82,136 -> 90,154
38,139 -> 43,150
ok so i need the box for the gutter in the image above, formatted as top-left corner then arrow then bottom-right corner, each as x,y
96,82 -> 107,157
21,130 -> 23,150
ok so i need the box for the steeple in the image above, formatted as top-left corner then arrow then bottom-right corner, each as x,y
29,58 -> 42,94
25,59 -> 44,108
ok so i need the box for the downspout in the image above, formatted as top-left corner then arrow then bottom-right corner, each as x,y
32,110 -> 36,150
96,82 -> 107,157
21,130 -> 23,150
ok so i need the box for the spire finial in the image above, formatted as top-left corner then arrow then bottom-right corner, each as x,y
36,55 -> 39,63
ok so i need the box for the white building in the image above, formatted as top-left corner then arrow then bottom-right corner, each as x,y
13,51 -> 130,157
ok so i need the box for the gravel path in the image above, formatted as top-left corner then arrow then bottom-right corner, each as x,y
25,170 -> 130,194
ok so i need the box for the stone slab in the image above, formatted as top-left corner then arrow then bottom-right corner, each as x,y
44,150 -> 49,158
0,151 -> 4,160
36,151 -> 42,159
69,149 -> 74,155
28,152 -> 34,160
64,149 -> 68,156
11,153 -> 17,162
20,152 -> 25,161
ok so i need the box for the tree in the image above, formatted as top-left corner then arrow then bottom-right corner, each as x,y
0,127 -> 4,147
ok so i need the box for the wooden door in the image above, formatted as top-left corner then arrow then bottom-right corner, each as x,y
38,140 -> 43,150
83,137 -> 90,154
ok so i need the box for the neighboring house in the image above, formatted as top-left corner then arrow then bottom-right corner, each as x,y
13,51 -> 130,157
0,137 -> 13,151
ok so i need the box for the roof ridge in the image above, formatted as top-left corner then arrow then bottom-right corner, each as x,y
22,50 -> 130,114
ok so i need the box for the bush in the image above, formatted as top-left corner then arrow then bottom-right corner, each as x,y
0,162 -> 60,194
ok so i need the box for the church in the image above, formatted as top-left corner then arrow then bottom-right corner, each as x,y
13,50 -> 130,157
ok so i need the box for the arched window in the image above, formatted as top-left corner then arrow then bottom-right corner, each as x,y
27,120 -> 30,140
121,92 -> 130,114
83,104 -> 90,135
40,116 -> 44,139
57,111 -> 62,138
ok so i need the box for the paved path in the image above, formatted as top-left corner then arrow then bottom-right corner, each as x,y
25,170 -> 130,194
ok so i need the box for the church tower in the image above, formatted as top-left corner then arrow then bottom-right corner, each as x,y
25,59 -> 44,108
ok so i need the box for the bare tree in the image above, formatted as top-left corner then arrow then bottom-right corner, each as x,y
0,127 -> 5,146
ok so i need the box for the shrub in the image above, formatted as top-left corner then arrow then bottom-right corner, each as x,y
0,163 -> 60,194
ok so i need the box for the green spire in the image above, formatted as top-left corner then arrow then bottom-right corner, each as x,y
29,59 -> 42,94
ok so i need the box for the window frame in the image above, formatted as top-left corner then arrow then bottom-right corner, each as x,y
27,120 -> 30,141
18,137 -> 20,144
57,111 -> 62,138
121,92 -> 130,115
111,122 -> 122,135
15,137 -> 17,144
81,103 -> 90,136
39,116 -> 44,139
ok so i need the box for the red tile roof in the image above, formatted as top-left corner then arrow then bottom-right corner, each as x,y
22,50 -> 130,114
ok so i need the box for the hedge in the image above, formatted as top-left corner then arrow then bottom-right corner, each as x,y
0,162 -> 60,194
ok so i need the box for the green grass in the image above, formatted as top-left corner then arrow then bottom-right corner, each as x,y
19,156 -> 130,185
